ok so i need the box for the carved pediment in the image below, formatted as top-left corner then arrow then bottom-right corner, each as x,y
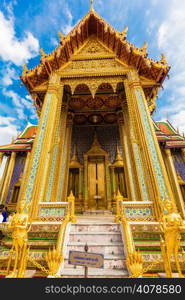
75,38 -> 112,57
58,37 -> 129,75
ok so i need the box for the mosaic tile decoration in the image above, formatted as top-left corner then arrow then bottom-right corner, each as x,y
39,207 -> 66,217
133,143 -> 148,201
125,207 -> 153,218
6,155 -> 26,204
135,88 -> 167,200
24,94 -> 52,212
46,144 -> 59,202
56,130 -> 68,202
124,138 -> 137,201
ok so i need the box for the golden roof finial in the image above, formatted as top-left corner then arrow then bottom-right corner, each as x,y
40,48 -> 47,58
58,31 -> 65,44
90,0 -> 94,11
121,26 -> 128,39
160,53 -> 167,65
141,41 -> 148,56
22,63 -> 29,78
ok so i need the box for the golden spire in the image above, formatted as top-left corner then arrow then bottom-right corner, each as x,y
121,26 -> 128,39
90,0 -> 94,11
160,53 -> 167,65
22,63 -> 29,78
141,41 -> 148,56
40,48 -> 47,58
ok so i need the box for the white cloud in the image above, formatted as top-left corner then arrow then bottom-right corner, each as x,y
0,115 -> 18,178
0,10 -> 39,66
2,89 -> 37,121
1,64 -> 18,86
0,116 -> 18,145
156,0 -> 185,132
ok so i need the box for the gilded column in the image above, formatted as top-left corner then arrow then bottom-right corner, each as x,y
51,98 -> 69,202
79,167 -> 83,201
20,73 -> 62,217
1,152 -> 16,204
105,159 -> 112,210
0,156 -> 10,201
17,151 -> 31,204
56,113 -> 73,202
126,71 -> 176,216
41,84 -> 64,203
84,157 -> 88,210
118,111 -> 138,201
165,148 -> 185,218
61,114 -> 73,201
110,166 -> 116,199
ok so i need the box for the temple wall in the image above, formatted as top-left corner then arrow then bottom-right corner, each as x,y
70,125 -> 122,164
172,149 -> 185,180
5,154 -> 26,204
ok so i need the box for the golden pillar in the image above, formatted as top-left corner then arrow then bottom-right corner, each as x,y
17,151 -> 31,204
20,73 -> 63,218
126,71 -> 175,216
105,158 -> 112,210
79,167 -> 83,202
117,111 -> 138,201
165,148 -> 185,218
51,98 -> 69,202
61,113 -> 73,201
110,166 -> 116,200
56,113 -> 73,202
1,152 -> 16,204
0,156 -> 10,201
84,157 -> 88,210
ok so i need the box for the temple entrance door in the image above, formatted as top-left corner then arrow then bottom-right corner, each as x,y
88,156 -> 106,209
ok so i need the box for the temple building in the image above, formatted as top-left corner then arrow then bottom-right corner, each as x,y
0,4 -> 185,278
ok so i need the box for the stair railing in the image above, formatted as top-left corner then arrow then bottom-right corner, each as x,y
45,191 -> 76,277
115,191 -> 144,277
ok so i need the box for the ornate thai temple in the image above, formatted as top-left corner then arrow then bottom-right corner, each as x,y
0,3 -> 185,278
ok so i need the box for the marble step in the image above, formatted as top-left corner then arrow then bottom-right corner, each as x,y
69,232 -> 122,243
83,210 -> 113,216
70,223 -> 120,232
65,242 -> 124,256
76,216 -> 115,223
61,268 -> 128,278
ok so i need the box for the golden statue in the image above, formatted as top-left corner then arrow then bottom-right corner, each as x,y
160,199 -> 185,277
6,199 -> 31,278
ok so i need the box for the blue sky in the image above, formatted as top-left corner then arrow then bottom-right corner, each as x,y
0,0 -> 185,145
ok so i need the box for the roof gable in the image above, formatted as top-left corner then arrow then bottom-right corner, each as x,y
21,9 -> 170,92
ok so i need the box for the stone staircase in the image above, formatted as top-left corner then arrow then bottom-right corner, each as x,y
61,215 -> 128,278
